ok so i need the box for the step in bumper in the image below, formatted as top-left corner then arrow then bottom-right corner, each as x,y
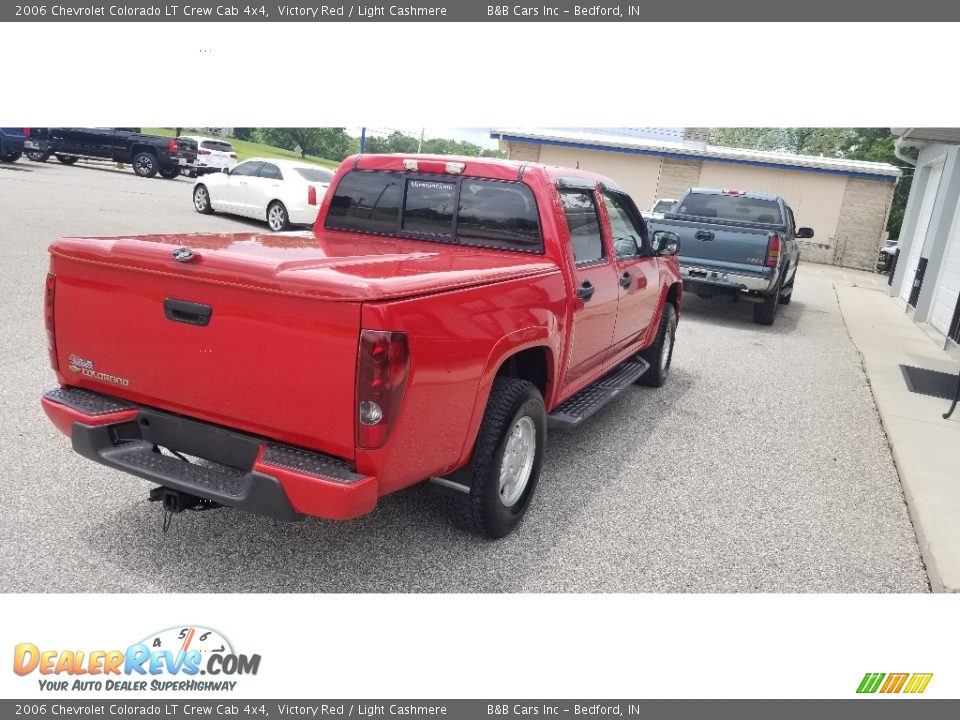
41,387 -> 377,522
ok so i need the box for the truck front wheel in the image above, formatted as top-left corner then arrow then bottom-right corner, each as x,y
638,303 -> 676,387
449,377 -> 545,539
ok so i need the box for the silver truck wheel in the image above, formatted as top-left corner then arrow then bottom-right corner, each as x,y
447,377 -> 545,539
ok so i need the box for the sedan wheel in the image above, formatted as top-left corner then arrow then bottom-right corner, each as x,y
267,202 -> 289,231
193,185 -> 213,214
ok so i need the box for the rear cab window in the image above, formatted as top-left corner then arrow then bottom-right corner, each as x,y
295,167 -> 335,184
325,170 -> 543,253
200,140 -> 234,153
677,193 -> 783,225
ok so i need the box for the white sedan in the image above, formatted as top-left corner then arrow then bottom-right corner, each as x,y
192,157 -> 334,231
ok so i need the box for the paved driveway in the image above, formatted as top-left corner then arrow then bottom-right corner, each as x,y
0,160 -> 929,592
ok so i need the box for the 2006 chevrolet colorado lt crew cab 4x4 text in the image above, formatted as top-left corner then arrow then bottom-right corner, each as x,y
41,154 -> 683,538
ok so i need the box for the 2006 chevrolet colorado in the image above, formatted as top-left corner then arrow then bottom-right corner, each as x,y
41,154 -> 683,537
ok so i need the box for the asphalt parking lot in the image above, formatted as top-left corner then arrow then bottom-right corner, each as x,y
0,159 -> 929,592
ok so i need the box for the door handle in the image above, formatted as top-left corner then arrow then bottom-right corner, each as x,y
620,272 -> 632,289
163,298 -> 212,327
576,280 -> 595,302
695,230 -> 714,241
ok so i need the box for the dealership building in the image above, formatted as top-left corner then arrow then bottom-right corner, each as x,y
492,128 -> 901,271
888,128 -> 960,355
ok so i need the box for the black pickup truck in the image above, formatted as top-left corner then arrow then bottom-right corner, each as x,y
24,128 -> 198,179
0,128 -> 26,162
647,188 -> 813,326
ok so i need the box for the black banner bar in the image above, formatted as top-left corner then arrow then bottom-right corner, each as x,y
4,0 -> 959,22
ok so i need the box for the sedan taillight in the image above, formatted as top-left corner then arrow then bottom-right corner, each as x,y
307,185 -> 317,206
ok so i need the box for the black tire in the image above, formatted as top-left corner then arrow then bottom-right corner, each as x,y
753,288 -> 779,325
132,151 -> 158,178
447,377 -> 546,539
158,166 -> 181,179
0,151 -> 22,162
26,151 -> 50,162
55,155 -> 78,165
267,201 -> 289,231
193,184 -> 213,214
638,303 -> 677,387
778,266 -> 794,305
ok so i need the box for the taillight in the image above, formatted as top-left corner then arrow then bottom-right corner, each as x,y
308,185 -> 317,206
44,272 -> 58,372
168,139 -> 178,153
356,330 -> 409,449
23,128 -> 30,137
198,148 -> 211,155
766,233 -> 782,267
229,153 -> 237,159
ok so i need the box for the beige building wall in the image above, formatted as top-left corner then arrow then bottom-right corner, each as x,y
533,145 -> 663,210
832,178 -> 896,271
501,139 -> 894,270
697,161 -> 848,265
656,158 -> 703,201
503,140 -> 541,162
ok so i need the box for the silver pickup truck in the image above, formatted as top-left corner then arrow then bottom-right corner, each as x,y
647,188 -> 813,325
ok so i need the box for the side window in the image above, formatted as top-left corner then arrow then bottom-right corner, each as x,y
259,163 -> 283,181
231,161 -> 264,177
601,191 -> 647,258
559,189 -> 605,266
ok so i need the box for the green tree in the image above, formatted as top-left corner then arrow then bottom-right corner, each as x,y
254,128 -> 354,161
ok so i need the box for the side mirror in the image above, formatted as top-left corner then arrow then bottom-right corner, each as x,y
222,167 -> 231,174
796,227 -> 814,239
652,230 -> 680,256
614,235 -> 640,258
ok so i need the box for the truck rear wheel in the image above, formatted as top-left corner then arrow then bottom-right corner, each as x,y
753,288 -> 779,325
638,303 -> 676,387
26,151 -> 50,162
56,155 -> 78,165
132,151 -> 158,178
158,166 -> 181,179
448,377 -> 545,539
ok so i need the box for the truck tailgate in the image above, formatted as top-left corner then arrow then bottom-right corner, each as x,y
49,234 -> 362,461
667,218 -> 773,270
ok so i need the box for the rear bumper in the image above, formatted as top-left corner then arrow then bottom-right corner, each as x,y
41,387 -> 378,522
680,264 -> 775,294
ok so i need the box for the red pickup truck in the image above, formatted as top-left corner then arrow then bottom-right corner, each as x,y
41,154 -> 682,538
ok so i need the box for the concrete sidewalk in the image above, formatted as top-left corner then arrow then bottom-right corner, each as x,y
836,279 -> 960,592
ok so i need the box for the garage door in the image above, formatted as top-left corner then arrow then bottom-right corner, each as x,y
900,161 -> 944,302
930,196 -> 960,336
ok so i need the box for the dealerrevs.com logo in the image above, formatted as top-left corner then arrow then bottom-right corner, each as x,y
857,672 -> 933,694
13,626 -> 261,692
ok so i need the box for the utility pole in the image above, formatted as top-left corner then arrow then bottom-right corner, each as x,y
360,127 -> 366,154
417,128 -> 424,153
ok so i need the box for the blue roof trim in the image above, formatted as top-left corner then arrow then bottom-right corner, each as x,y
495,134 -> 898,182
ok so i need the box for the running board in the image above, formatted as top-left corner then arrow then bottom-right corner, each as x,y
548,359 -> 650,429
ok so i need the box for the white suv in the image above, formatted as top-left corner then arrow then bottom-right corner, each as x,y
180,135 -> 238,176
